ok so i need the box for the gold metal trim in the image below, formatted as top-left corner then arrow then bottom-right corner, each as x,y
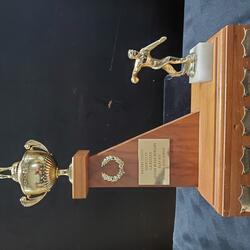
241,28 -> 250,57
240,146 -> 250,175
239,186 -> 250,213
241,107 -> 250,136
241,69 -> 250,96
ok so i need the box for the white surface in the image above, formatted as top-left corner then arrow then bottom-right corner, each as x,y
189,42 -> 213,84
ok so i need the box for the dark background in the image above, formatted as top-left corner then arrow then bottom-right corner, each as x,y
0,1 -> 184,249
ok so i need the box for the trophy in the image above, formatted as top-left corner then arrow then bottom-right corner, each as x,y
1,24 -> 250,217
128,24 -> 250,217
0,140 -> 73,207
0,139 -> 91,207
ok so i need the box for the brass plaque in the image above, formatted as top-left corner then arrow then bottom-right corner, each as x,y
239,186 -> 250,213
241,147 -> 250,175
242,70 -> 250,96
138,139 -> 170,185
242,28 -> 250,57
242,108 -> 250,135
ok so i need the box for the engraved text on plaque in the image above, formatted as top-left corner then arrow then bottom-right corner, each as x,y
138,139 -> 170,185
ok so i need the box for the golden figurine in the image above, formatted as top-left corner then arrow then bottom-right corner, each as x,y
0,140 -> 72,207
128,36 -> 196,84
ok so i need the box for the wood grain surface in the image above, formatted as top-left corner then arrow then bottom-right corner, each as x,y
192,24 -> 250,216
88,113 -> 199,188
72,150 -> 90,199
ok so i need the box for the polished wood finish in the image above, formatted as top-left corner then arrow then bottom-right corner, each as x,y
88,113 -> 199,188
72,150 -> 90,199
72,25 -> 250,217
191,35 -> 217,204
191,24 -> 250,216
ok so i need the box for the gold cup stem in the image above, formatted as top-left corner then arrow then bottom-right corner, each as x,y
57,169 -> 69,176
0,166 -> 12,179
57,164 -> 72,183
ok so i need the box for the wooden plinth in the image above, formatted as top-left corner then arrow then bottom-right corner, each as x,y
72,150 -> 89,199
192,24 -> 250,216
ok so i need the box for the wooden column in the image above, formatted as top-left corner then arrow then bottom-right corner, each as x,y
191,24 -> 250,216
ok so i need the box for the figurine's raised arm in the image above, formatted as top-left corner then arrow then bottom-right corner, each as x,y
141,36 -> 167,52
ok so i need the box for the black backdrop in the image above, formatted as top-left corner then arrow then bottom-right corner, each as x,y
0,1 -> 184,249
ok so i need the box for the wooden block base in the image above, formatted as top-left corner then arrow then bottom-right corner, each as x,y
192,24 -> 250,216
72,150 -> 89,199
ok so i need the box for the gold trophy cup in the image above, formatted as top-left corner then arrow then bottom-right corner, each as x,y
0,140 -> 72,207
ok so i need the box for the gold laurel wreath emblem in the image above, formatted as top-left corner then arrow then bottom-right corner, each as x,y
101,156 -> 125,182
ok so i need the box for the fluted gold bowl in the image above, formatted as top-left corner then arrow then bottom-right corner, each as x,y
0,140 -> 71,207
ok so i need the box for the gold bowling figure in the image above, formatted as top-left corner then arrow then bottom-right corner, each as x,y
128,36 -> 196,84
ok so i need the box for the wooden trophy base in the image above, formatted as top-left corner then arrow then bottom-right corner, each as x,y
71,24 -> 250,217
192,24 -> 250,216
